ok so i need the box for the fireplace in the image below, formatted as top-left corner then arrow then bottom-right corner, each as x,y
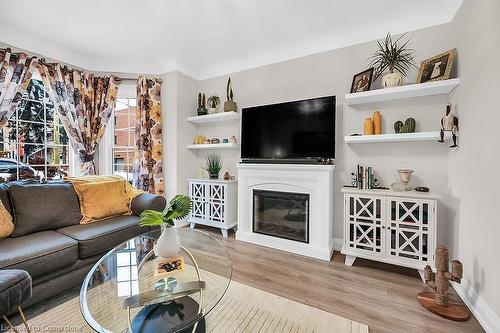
252,190 -> 309,243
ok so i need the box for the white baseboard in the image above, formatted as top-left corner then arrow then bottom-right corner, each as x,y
333,238 -> 343,251
452,278 -> 500,333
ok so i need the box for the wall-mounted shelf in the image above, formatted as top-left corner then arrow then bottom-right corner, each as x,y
187,111 -> 240,124
345,131 -> 452,144
345,78 -> 460,107
187,143 -> 240,150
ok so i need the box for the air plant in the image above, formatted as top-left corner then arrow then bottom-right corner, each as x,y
203,153 -> 223,178
367,33 -> 417,80
139,195 -> 192,227
226,77 -> 234,101
207,95 -> 220,108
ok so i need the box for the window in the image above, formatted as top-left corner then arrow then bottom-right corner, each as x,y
0,78 -> 70,182
112,98 -> 136,183
116,239 -> 139,297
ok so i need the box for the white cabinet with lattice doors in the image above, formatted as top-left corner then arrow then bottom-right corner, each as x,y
341,188 -> 438,280
188,179 -> 237,237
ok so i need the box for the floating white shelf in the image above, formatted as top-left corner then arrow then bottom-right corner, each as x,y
345,78 -> 460,106
187,111 -> 240,124
187,143 -> 240,150
345,131 -> 452,144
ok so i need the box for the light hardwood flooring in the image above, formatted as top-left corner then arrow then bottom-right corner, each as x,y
198,226 -> 484,333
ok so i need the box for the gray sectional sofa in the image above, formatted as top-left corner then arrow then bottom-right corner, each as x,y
0,180 -> 166,310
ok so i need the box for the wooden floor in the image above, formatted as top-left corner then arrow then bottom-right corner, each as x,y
198,226 -> 484,333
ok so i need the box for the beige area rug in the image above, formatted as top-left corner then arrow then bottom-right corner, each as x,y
8,281 -> 368,333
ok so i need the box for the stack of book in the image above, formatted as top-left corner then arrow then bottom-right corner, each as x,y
357,165 -> 375,189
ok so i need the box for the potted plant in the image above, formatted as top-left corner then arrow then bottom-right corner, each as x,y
139,194 -> 192,258
223,77 -> 237,112
203,153 -> 223,179
207,95 -> 220,114
197,92 -> 207,116
368,33 -> 416,88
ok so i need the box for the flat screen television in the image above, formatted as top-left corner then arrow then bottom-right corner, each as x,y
241,96 -> 336,163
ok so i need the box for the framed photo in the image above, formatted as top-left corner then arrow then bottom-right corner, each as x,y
416,48 -> 456,83
350,68 -> 374,93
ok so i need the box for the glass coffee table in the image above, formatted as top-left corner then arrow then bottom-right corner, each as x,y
80,228 -> 232,333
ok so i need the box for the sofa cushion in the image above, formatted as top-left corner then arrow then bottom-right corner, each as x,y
9,182 -> 82,237
57,215 -> 146,258
0,230 -> 79,279
0,269 -> 32,316
131,193 -> 167,216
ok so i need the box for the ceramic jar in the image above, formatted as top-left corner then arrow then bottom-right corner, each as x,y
373,111 -> 382,134
364,118 -> 374,135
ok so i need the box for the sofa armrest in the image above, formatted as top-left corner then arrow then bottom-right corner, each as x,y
131,193 -> 167,216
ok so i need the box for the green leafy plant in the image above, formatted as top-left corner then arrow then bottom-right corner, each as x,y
139,195 -> 193,227
367,33 -> 417,80
203,153 -> 223,177
226,77 -> 234,101
207,95 -> 220,108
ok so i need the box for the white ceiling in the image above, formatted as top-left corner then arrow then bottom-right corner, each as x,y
0,0 -> 462,80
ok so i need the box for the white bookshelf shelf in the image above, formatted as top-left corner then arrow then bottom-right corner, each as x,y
345,131 -> 452,144
345,78 -> 460,106
187,143 -> 240,150
187,111 -> 240,124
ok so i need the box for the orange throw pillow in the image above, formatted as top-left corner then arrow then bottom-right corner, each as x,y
71,179 -> 131,224
0,199 -> 14,239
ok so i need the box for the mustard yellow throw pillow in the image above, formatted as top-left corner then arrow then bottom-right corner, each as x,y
65,175 -> 143,204
0,199 -> 14,239
71,179 -> 131,224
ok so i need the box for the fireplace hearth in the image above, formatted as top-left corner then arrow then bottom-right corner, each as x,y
253,190 -> 309,243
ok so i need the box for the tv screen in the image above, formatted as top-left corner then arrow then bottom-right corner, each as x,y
241,96 -> 336,161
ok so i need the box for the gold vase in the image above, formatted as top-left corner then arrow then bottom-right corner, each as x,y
364,118 -> 374,135
373,111 -> 382,134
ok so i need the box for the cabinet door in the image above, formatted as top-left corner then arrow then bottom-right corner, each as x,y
207,183 -> 226,225
345,195 -> 385,258
387,197 -> 434,267
189,182 -> 206,221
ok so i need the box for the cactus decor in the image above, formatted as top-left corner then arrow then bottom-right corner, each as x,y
394,118 -> 416,133
223,77 -> 237,112
197,92 -> 207,116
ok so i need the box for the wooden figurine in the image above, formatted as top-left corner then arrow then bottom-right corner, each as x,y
417,245 -> 470,321
439,103 -> 459,148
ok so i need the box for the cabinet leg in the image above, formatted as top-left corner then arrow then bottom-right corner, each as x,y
344,255 -> 356,266
190,223 -> 196,229
418,269 -> 426,283
221,229 -> 229,238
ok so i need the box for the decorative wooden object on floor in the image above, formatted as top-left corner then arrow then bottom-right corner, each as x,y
417,245 -> 471,321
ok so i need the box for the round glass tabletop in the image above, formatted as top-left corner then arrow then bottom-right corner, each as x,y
80,228 -> 232,333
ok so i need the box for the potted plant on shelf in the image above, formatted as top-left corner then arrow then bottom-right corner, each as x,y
207,95 -> 221,114
368,33 -> 416,88
197,92 -> 207,116
203,153 -> 223,179
223,77 -> 237,112
139,194 -> 193,258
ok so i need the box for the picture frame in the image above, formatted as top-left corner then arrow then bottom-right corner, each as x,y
416,48 -> 456,83
350,68 -> 374,93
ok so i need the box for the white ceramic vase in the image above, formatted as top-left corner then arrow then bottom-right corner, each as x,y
208,107 -> 218,114
382,72 -> 403,88
154,227 -> 181,258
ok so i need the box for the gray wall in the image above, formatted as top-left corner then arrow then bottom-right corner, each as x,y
449,0 -> 500,317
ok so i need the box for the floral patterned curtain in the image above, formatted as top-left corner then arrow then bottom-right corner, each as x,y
0,48 -> 38,127
38,62 -> 119,175
133,76 -> 163,195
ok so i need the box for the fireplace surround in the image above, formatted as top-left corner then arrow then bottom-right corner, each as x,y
236,163 -> 335,260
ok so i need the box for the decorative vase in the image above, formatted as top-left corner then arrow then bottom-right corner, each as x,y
364,118 -> 374,135
208,107 -> 218,114
224,101 -> 237,112
382,72 -> 403,88
209,172 -> 219,179
197,107 -> 207,116
154,227 -> 181,258
373,111 -> 382,135
397,169 -> 414,191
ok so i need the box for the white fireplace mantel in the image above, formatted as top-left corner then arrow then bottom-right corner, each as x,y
236,163 -> 335,261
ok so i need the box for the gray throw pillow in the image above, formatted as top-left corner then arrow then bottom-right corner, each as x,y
9,182 -> 83,237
